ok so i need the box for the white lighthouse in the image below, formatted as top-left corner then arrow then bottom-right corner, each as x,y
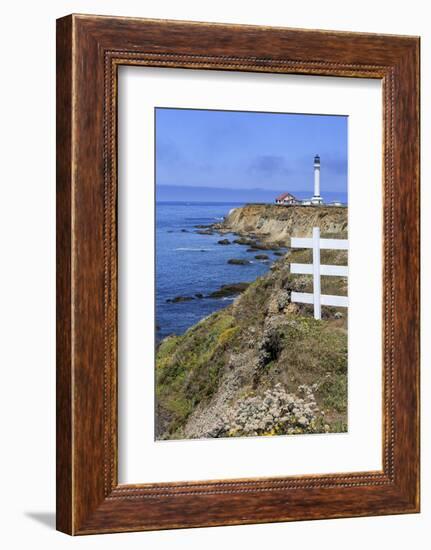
311,154 -> 323,205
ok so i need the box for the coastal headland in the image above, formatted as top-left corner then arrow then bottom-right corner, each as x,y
215,203 -> 347,245
156,204 -> 348,440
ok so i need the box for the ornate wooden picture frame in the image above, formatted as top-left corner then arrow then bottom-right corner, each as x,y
56,14 -> 420,535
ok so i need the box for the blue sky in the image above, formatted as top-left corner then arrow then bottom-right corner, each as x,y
155,108 -> 347,201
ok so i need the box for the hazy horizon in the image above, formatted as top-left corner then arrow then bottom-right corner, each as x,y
156,184 -> 347,203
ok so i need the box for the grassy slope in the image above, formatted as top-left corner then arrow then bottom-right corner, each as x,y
156,244 -> 348,440
156,311 -> 237,436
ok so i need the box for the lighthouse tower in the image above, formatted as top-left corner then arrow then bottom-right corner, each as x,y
311,154 -> 323,205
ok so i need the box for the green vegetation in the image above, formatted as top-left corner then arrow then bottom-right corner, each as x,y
156,249 -> 348,438
156,311 -> 237,436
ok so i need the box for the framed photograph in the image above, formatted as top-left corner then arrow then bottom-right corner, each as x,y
56,14 -> 420,535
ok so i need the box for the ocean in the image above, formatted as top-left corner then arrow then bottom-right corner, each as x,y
156,202 -> 278,340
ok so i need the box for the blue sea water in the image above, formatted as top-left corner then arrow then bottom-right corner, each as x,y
156,202 -> 280,340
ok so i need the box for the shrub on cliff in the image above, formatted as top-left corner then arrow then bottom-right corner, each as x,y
156,311 -> 238,438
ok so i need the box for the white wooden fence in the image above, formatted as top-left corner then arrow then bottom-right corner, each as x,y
290,227 -> 348,320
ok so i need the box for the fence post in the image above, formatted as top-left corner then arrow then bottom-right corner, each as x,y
290,227 -> 348,315
312,227 -> 321,320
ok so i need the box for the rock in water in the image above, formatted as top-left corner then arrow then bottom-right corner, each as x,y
250,242 -> 280,251
233,237 -> 256,246
227,259 -> 250,265
166,295 -> 194,303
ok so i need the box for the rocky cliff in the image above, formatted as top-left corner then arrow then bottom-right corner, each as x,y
216,204 -> 347,245
156,205 -> 348,441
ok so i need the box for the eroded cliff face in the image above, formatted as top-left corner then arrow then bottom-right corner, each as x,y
217,204 -> 347,245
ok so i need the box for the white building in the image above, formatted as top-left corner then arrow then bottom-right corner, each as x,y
310,154 -> 324,205
275,192 -> 298,205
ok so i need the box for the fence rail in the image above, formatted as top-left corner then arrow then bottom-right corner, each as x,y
290,263 -> 348,277
290,227 -> 348,320
291,291 -> 349,308
291,237 -> 349,250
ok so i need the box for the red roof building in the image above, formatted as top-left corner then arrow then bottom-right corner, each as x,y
275,192 -> 298,205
